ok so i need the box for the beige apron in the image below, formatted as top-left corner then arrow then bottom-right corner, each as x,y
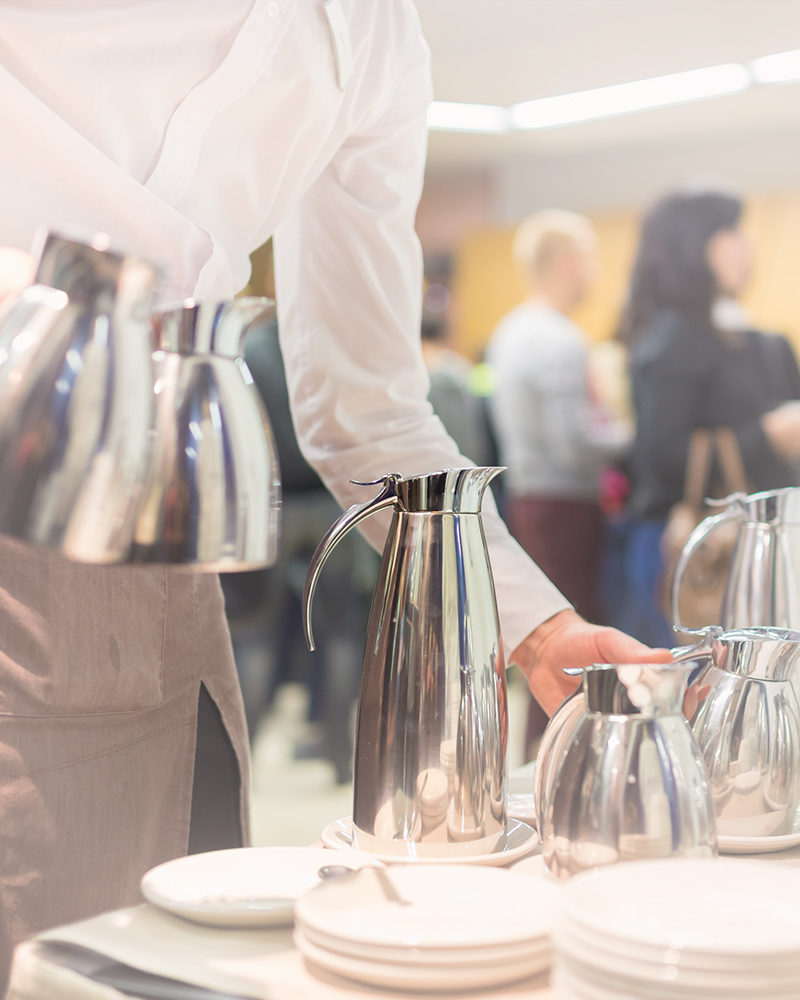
0,536 -> 250,988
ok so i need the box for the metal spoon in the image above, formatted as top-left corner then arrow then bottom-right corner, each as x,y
317,865 -> 411,905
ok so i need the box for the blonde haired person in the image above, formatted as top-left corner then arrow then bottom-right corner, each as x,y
488,209 -> 632,753
512,208 -> 596,285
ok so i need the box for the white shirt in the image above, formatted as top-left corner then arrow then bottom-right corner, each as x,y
0,0 -> 569,651
488,302 -> 630,498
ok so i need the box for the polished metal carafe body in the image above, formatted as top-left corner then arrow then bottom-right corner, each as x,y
687,627 -> 800,840
672,488 -> 800,631
303,468 -> 507,858
0,232 -> 158,562
130,298 -> 281,569
541,657 -> 717,879
0,233 -> 282,569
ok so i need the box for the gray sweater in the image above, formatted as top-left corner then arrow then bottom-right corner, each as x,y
487,302 -> 629,500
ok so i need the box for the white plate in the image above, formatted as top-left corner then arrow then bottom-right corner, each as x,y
718,832 -> 800,854
507,792 -> 537,823
320,816 -> 538,866
294,929 -> 549,992
560,858 -> 800,958
295,863 -> 558,950
297,920 -> 551,966
140,846 -> 380,927
510,853 -> 554,881
556,950 -> 800,1000
556,926 -> 800,993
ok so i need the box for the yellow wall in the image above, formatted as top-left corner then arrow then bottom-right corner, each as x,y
451,190 -> 800,361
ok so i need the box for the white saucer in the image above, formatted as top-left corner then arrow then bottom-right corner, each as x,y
294,928 -> 548,992
717,832 -> 800,855
507,792 -> 536,824
299,922 -> 551,966
140,846 -> 379,927
319,816 -> 538,866
510,853 -> 557,881
296,864 -> 557,950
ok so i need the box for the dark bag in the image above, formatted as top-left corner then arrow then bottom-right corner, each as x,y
661,427 -> 748,631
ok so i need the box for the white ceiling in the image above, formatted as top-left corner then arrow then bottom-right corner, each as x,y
414,0 -> 800,171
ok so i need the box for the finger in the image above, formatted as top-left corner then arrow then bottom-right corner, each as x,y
0,248 -> 35,302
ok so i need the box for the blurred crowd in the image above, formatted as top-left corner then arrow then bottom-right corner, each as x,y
225,183 -> 800,770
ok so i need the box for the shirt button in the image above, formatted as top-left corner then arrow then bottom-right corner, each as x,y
267,1 -> 280,16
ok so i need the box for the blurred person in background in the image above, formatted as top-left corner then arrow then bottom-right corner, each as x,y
620,186 -> 800,647
420,281 -> 493,467
487,209 -> 632,754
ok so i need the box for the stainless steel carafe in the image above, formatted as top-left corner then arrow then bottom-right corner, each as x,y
303,467 -> 507,859
0,232 -> 159,562
686,627 -> 800,841
129,298 -> 281,569
541,656 -> 717,879
672,487 -> 800,631
534,638 -> 714,836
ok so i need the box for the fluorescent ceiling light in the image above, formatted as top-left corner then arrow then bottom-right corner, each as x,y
427,101 -> 509,133
510,63 -> 751,130
750,49 -> 800,84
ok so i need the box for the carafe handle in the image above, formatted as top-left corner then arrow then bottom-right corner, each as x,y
670,493 -> 747,630
302,474 -> 401,650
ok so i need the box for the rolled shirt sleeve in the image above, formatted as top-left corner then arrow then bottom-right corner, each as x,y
273,14 -> 570,653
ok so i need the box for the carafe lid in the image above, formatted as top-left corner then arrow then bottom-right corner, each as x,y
725,486 -> 800,525
394,467 -> 504,513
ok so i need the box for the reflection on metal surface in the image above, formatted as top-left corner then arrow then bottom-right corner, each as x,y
129,298 -> 281,569
304,467 -> 507,859
688,628 -> 800,840
672,487 -> 800,631
0,232 -> 158,562
0,234 -> 282,569
541,658 -> 717,880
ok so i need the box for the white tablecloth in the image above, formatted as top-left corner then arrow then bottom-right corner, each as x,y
9,759 -> 800,1000
8,904 -> 559,1000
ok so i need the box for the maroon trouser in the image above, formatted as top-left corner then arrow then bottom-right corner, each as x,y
507,495 -> 605,753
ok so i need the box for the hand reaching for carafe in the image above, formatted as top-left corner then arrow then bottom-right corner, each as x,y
509,608 -> 673,716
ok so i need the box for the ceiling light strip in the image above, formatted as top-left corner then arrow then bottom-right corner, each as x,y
428,49 -> 800,134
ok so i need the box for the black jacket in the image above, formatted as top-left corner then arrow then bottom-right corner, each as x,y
627,309 -> 800,520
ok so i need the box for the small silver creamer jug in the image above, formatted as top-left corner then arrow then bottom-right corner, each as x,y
541,656 -> 717,879
303,468 -> 508,859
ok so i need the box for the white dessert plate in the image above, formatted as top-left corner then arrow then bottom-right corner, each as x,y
560,858 -> 800,958
295,863 -> 558,950
297,920 -> 551,966
556,925 -> 800,993
510,853 -> 554,881
319,816 -> 538,866
507,792 -> 536,823
294,928 -> 549,992
556,951 -> 800,1000
140,846 -> 380,927
717,832 -> 800,855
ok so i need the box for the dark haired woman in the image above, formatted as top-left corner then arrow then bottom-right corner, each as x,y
619,187 -> 800,645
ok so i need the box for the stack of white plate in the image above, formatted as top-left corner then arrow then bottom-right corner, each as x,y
294,864 -> 559,992
553,858 -> 800,999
